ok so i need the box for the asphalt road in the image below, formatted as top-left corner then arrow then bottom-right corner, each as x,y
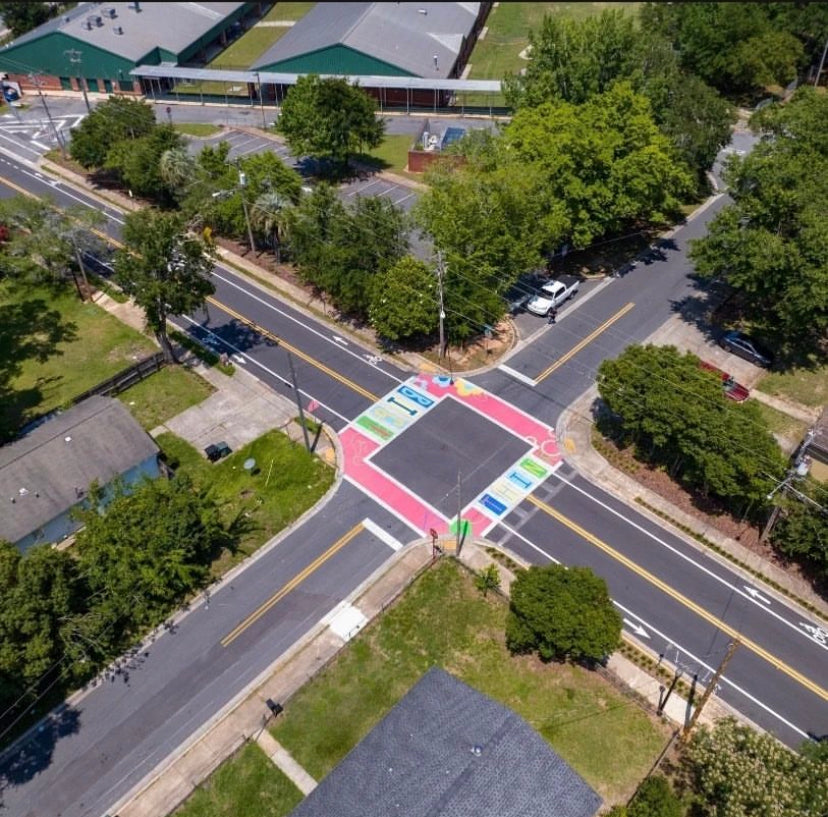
0,481 -> 417,817
0,123 -> 826,817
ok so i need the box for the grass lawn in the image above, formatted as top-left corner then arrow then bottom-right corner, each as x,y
271,560 -> 669,804
173,742 -> 303,817
263,2 -> 315,23
756,364 -> 828,409
355,134 -> 419,179
211,26 -> 289,70
118,366 -> 215,431
1,283 -> 155,439
174,123 -> 222,138
754,401 -> 809,449
468,2 -> 640,82
155,430 -> 334,573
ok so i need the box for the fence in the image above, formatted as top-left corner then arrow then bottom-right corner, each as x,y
72,352 -> 166,403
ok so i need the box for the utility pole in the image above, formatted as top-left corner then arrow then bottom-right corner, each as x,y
682,639 -> 739,741
28,73 -> 66,157
455,469 -> 462,553
436,250 -> 446,359
65,49 -> 91,112
287,351 -> 312,452
237,167 -> 257,253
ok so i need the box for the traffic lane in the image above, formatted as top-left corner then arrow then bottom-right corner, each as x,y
0,152 -> 127,242
184,303 -> 372,428
543,470 -> 828,689
0,483 -> 412,817
492,508 -> 826,747
208,266 -> 407,395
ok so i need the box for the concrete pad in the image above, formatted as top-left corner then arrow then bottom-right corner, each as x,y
256,731 -> 317,794
327,603 -> 368,641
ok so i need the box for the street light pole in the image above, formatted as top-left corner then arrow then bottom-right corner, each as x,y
237,167 -> 256,253
287,351 -> 312,452
436,250 -> 446,358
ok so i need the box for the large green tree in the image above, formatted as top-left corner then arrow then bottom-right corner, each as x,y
369,256 -> 438,342
770,500 -> 828,583
640,3 -> 804,95
74,475 -> 229,640
688,88 -> 828,353
277,75 -> 385,172
69,96 -> 157,169
684,718 -> 828,817
504,9 -> 734,181
287,186 -> 407,316
506,564 -> 622,664
597,344 -> 785,511
114,209 -> 215,362
0,2 -> 57,37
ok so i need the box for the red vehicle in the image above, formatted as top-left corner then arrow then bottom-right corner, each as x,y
700,361 -> 749,402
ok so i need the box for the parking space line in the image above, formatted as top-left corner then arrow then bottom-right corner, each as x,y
393,192 -> 416,206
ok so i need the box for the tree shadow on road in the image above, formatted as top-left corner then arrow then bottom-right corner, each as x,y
0,704 -> 81,794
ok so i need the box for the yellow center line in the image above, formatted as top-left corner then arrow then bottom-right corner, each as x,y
221,522 -> 365,647
534,302 -> 635,384
527,495 -> 828,701
207,296 -> 379,403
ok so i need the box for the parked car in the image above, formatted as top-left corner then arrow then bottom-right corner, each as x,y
718,330 -> 773,368
526,275 -> 580,317
699,361 -> 749,402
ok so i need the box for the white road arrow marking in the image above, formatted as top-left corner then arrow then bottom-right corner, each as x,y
332,335 -> 348,346
623,618 -> 650,639
744,586 -> 771,605
800,622 -> 827,646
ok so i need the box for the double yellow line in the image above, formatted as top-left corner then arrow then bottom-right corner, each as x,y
221,522 -> 365,647
527,495 -> 828,701
535,302 -> 635,384
207,296 -> 378,403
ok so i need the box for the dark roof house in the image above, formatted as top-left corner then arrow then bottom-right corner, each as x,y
252,2 -> 487,80
0,396 -> 160,550
289,667 -> 603,817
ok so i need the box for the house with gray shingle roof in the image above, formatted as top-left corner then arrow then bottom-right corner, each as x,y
0,396 -> 160,551
289,667 -> 603,817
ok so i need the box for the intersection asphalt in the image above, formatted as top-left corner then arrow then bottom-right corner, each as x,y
0,124 -> 826,817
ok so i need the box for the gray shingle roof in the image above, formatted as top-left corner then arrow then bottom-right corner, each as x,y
0,396 -> 158,544
289,667 -> 603,817
252,2 -> 480,78
2,2 -> 246,64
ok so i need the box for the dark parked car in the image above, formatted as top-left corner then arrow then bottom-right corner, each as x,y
719,330 -> 773,368
204,441 -> 232,462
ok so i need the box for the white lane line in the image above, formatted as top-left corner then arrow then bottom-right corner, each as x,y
0,132 -> 42,160
342,475 -> 425,537
211,269 -> 403,383
612,601 -> 809,740
176,315 -> 349,424
499,522 -> 809,740
393,192 -> 416,206
497,364 -> 536,387
31,140 -> 51,152
550,470 -> 828,649
362,518 -> 404,551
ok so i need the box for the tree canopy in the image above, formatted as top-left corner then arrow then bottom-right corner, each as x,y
0,2 -> 59,37
683,718 -> 828,817
68,96 -> 157,169
597,344 -> 785,511
277,75 -> 385,172
506,564 -> 622,664
369,256 -> 438,342
287,185 -> 407,316
114,209 -> 215,362
688,88 -> 828,355
504,9 -> 734,182
639,2 -> 811,96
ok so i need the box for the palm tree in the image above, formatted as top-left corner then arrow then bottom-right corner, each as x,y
251,190 -> 291,263
159,148 -> 195,193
